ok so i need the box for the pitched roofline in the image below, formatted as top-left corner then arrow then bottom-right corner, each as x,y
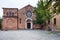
25,4 -> 34,8
2,4 -> 34,10
19,4 -> 34,10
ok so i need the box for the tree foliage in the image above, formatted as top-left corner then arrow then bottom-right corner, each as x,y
52,0 -> 60,13
33,0 -> 51,24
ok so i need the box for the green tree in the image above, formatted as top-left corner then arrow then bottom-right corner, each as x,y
33,0 -> 51,25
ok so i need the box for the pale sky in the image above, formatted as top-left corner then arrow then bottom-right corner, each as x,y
0,0 -> 38,18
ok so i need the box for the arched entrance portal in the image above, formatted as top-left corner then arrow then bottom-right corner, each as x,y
25,19 -> 32,29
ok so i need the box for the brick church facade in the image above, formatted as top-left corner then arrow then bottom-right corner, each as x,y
2,5 -> 42,30
2,5 -> 60,31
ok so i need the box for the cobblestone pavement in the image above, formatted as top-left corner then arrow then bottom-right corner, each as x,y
0,30 -> 60,40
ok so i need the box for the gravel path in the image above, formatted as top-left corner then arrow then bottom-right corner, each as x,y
0,30 -> 60,40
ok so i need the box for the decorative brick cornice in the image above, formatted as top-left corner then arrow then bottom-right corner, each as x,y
2,8 -> 18,9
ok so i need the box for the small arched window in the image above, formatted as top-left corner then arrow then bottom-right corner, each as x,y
8,12 -> 11,16
7,12 -> 14,16
6,12 -> 8,16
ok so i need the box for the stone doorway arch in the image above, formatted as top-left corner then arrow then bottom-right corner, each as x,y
25,18 -> 33,29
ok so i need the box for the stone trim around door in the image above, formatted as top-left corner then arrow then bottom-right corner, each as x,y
25,18 -> 33,29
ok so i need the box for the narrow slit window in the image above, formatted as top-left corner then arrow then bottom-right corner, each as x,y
54,18 -> 56,25
48,20 -> 50,24
20,18 -> 21,24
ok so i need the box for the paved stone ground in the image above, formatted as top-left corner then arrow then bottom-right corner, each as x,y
0,30 -> 60,40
